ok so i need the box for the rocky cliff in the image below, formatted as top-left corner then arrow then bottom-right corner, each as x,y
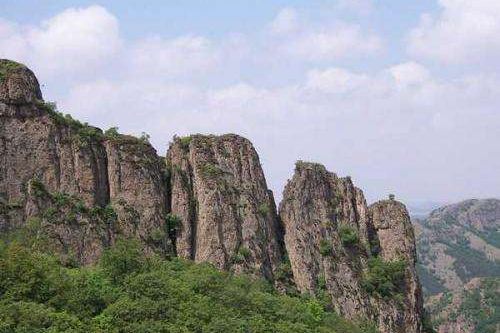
0,59 -> 428,332
0,59 -> 171,264
279,161 -> 424,333
167,134 -> 283,279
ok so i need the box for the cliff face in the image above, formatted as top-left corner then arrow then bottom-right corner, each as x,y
1,60 -> 428,332
279,161 -> 424,333
0,60 -> 171,263
167,134 -> 283,279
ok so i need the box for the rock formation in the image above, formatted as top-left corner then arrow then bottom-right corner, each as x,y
167,134 -> 283,279
0,59 -> 171,263
1,59 -> 428,332
279,161 -> 424,333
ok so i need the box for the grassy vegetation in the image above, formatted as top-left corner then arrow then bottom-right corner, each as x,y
0,59 -> 24,83
339,224 -> 359,247
319,239 -> 333,256
362,257 -> 407,299
0,237 -> 379,333
458,278 -> 500,333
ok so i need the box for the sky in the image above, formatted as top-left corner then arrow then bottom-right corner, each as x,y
1,0 -> 500,205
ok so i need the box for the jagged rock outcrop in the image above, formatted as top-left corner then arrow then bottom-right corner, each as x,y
279,161 -> 424,333
0,59 -> 171,263
1,60 -> 428,331
279,162 -> 373,317
105,136 -> 172,256
369,200 -> 424,333
167,134 -> 283,279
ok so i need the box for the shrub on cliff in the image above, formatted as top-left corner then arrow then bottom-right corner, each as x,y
362,257 -> 407,299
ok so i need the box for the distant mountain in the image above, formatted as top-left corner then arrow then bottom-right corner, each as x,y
414,199 -> 500,332
407,201 -> 448,219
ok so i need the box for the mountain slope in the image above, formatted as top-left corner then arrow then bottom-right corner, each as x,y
415,199 -> 500,332
415,199 -> 500,295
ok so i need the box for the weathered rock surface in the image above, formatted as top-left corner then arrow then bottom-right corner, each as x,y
0,59 -> 171,263
369,200 -> 424,333
1,60 -> 428,332
279,161 -> 424,333
105,136 -> 172,256
167,134 -> 283,279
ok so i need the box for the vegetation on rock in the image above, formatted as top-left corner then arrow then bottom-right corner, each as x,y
362,257 -> 407,299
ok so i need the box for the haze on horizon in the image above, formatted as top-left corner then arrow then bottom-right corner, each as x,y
1,0 -> 499,204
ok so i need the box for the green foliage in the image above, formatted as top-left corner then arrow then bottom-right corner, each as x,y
179,135 -> 192,150
339,224 -> 359,247
29,178 -> 47,198
165,213 -> 181,235
362,257 -> 407,299
232,246 -> 252,264
200,163 -> 223,178
0,239 -> 378,333
139,132 -> 151,143
257,203 -> 270,216
0,59 -> 23,82
104,127 -> 120,139
319,239 -> 333,256
99,239 -> 145,284
457,278 -> 500,333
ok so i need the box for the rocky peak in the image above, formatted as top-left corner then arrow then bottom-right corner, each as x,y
167,134 -> 283,280
369,199 -> 418,263
280,161 -> 424,333
0,60 -> 172,263
0,59 -> 42,105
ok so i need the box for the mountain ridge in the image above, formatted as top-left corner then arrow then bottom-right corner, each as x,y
0,59 -> 428,332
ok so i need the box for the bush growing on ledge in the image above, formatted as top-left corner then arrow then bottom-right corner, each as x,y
257,203 -> 270,216
104,127 -> 120,139
319,239 -> 333,256
165,213 -> 181,235
362,257 -> 407,299
0,59 -> 23,82
339,224 -> 359,247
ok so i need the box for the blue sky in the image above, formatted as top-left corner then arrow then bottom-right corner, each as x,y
1,0 -> 499,205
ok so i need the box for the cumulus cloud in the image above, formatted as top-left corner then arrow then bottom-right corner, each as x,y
0,6 -> 121,77
128,35 -> 218,78
269,8 -> 382,61
408,0 -> 500,64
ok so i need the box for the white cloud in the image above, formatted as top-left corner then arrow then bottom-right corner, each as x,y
408,0 -> 500,64
269,8 -> 382,61
389,62 -> 430,88
128,35 -> 218,78
306,67 -> 370,94
0,6 -> 121,77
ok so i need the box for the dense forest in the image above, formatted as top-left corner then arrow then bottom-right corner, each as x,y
0,225 -> 378,333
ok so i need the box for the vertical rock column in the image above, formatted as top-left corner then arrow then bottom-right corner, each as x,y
279,161 -> 373,319
369,200 -> 424,333
105,135 -> 172,256
279,161 -> 424,333
167,134 -> 283,280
